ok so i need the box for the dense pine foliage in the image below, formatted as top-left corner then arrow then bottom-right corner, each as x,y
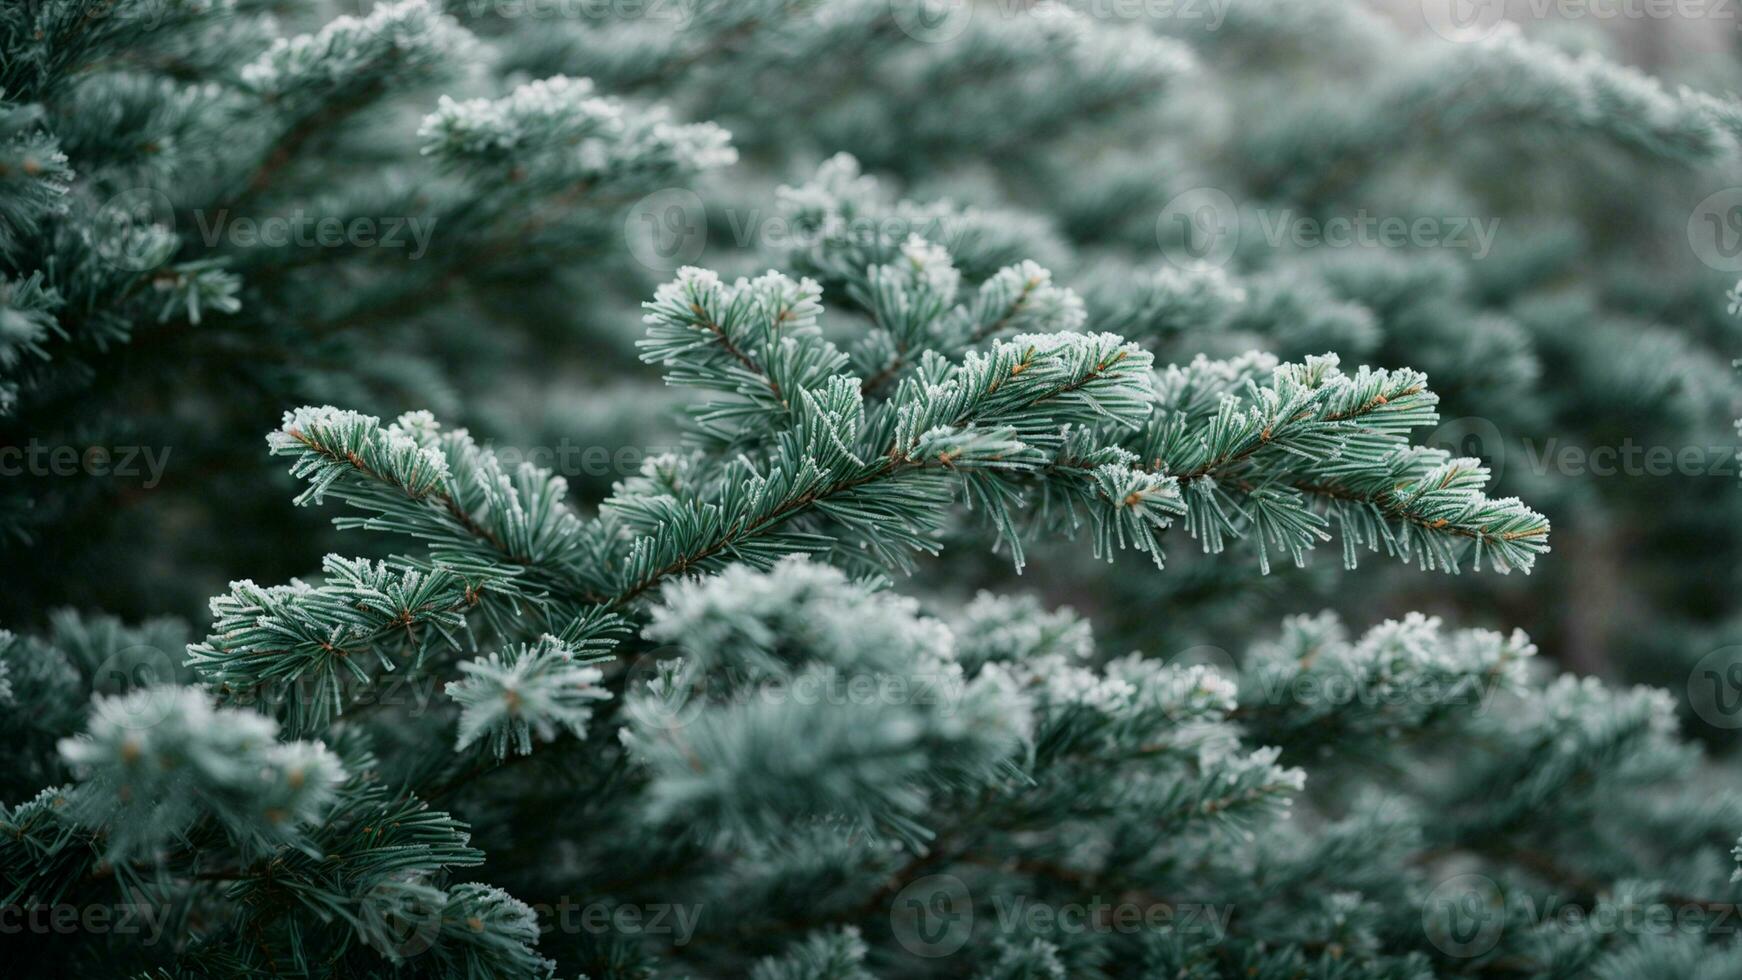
2,1 -> 1740,977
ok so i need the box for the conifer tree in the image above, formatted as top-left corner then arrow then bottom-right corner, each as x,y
0,0 -> 734,618
9,0 -> 1737,687
3,2 -> 1742,978
8,236 -> 1736,979
485,0 -> 1742,698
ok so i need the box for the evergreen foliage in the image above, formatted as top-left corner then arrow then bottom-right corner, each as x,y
0,0 -> 735,616
2,1 -> 1741,978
